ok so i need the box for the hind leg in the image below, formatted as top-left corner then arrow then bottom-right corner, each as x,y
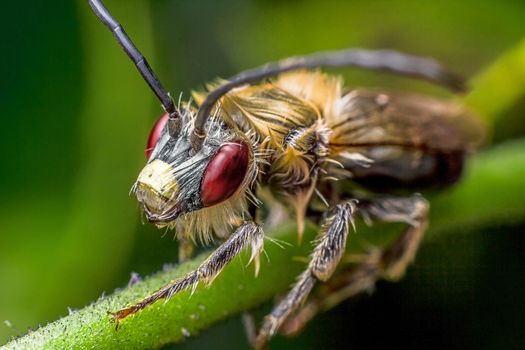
358,194 -> 429,280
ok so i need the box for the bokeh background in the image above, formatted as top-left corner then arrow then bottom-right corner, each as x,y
1,0 -> 524,348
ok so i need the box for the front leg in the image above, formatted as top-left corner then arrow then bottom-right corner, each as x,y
113,221 -> 264,321
254,201 -> 356,349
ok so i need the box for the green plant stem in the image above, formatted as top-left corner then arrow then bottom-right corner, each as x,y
4,139 -> 525,350
464,38 -> 525,123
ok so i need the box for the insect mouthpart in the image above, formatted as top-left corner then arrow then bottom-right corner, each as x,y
134,159 -> 181,225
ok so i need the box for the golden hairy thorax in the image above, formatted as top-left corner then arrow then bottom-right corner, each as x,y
218,71 -> 339,163
191,71 -> 351,239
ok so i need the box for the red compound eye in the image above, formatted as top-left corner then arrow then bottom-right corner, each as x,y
146,112 -> 169,159
201,141 -> 250,207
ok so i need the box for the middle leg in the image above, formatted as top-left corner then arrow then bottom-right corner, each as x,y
280,194 -> 429,336
254,200 -> 356,348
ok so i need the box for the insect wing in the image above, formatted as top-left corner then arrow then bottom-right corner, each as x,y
329,90 -> 484,152
328,90 -> 485,188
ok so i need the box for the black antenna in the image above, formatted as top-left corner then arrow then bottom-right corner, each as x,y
190,48 -> 467,152
88,0 -> 181,131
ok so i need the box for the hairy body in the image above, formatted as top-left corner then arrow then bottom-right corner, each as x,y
88,1 -> 484,347
125,70 -> 483,348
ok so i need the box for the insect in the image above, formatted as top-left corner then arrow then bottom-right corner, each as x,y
89,0 -> 484,348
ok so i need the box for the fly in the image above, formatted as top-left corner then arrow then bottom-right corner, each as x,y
89,1 -> 485,348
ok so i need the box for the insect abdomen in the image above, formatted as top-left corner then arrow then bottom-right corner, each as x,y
348,148 -> 466,190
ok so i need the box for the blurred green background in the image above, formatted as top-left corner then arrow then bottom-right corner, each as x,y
1,0 -> 524,348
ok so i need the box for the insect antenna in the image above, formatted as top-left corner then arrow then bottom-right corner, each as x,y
88,0 -> 182,134
191,48 -> 467,152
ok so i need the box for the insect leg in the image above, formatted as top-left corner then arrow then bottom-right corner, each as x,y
358,194 -> 429,280
279,256 -> 383,336
280,194 -> 429,336
112,221 -> 264,321
254,201 -> 356,349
